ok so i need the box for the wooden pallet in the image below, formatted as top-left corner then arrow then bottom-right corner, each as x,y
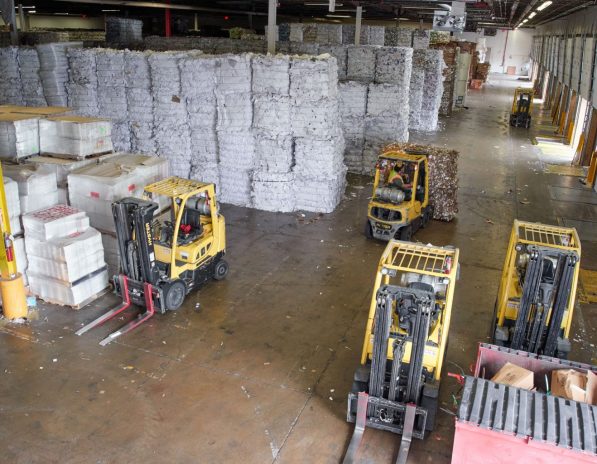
38,150 -> 115,161
37,285 -> 112,311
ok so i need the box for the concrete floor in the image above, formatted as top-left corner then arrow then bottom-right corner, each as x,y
1,75 -> 596,464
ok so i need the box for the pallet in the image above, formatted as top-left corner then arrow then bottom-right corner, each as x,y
38,150 -> 116,161
37,285 -> 112,310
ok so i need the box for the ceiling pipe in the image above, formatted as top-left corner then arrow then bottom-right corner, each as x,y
51,0 -> 268,16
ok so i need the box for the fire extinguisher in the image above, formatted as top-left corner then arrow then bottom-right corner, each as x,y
4,233 -> 14,263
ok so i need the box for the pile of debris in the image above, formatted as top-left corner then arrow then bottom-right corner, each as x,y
384,142 -> 459,221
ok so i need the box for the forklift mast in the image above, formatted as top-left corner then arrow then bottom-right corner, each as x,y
112,198 -> 161,287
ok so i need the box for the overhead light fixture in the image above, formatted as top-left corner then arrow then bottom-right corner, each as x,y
537,1 -> 552,11
54,12 -> 69,15
29,9 -> 36,13
528,12 -> 536,18
19,5 -> 36,8
102,9 -> 120,12
326,14 -> 350,18
397,18 -> 410,21
305,2 -> 343,5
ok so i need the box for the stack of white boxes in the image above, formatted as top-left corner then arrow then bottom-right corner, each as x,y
180,53 -> 220,186
2,164 -> 60,215
216,54 -> 255,207
149,52 -> 193,178
68,154 -> 170,276
251,54 -> 295,212
290,55 -> 346,213
39,115 -> 113,158
17,47 -> 47,107
0,113 -> 40,160
66,48 -> 99,117
96,49 -> 131,152
23,204 -> 108,307
125,50 -> 156,155
4,177 -> 22,235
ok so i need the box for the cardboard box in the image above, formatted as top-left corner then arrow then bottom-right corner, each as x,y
490,362 -> 534,390
551,369 -> 597,405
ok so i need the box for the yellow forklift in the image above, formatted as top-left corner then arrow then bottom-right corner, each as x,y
344,241 -> 459,464
510,87 -> 533,128
77,177 -> 228,345
365,147 -> 432,241
492,220 -> 581,358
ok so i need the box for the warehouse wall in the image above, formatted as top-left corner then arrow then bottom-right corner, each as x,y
4,14 -> 105,30
454,29 -> 533,75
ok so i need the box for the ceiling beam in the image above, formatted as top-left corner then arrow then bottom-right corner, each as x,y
51,0 -> 268,15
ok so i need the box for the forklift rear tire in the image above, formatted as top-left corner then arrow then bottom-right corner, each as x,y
164,280 -> 186,311
364,221 -> 373,239
399,225 -> 413,241
213,259 -> 229,280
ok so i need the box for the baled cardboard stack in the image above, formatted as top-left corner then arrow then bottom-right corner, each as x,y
23,204 -> 108,307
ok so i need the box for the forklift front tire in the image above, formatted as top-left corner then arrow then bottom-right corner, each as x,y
364,221 -> 373,239
163,280 -> 187,311
399,225 -> 413,241
214,259 -> 229,280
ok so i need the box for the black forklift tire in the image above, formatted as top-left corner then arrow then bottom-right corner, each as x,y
163,280 -> 187,311
364,220 -> 373,239
421,209 -> 431,228
399,225 -> 413,241
213,259 -> 229,280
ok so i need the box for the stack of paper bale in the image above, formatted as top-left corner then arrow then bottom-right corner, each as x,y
23,204 -> 108,307
385,142 -> 458,221
338,81 -> 368,173
367,26 -> 386,46
362,47 -> 412,174
316,24 -> 343,45
179,53 -> 220,186
290,55 -> 346,213
96,49 -> 130,151
66,48 -> 99,117
412,49 -> 444,131
17,48 -> 47,106
409,51 -> 426,130
342,25 -> 355,45
2,164 -> 60,215
412,30 -> 431,49
431,43 -> 457,116
68,153 -> 169,233
0,113 -> 40,160
216,54 -> 255,207
346,46 -> 378,82
124,50 -> 156,154
39,115 -> 113,158
289,42 -> 319,55
149,52 -> 192,178
289,24 -> 305,42
302,24 -> 318,42
37,42 -> 82,106
4,176 -> 23,235
251,54 -> 294,212
0,47 -> 24,105
279,23 -> 291,41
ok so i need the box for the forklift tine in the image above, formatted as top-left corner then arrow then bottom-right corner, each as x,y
75,276 -> 131,336
395,403 -> 417,464
98,283 -> 156,347
343,391 -> 368,464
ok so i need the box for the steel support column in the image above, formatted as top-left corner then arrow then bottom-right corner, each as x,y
355,6 -> 362,46
0,0 -> 18,45
267,0 -> 276,55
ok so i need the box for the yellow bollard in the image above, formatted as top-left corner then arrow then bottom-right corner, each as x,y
1,273 -> 28,319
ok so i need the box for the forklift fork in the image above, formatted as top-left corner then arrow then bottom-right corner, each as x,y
75,275 -> 157,346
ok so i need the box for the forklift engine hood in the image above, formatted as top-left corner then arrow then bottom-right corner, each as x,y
375,187 -> 405,205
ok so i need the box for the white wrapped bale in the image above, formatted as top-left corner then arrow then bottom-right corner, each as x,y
22,204 -> 89,242
66,48 -> 98,117
0,47 -> 23,105
339,81 -> 368,119
252,55 -> 290,95
28,269 -> 108,307
125,50 -> 155,154
252,171 -> 296,212
318,45 -> 347,80
253,96 -> 291,135
254,133 -> 293,173
218,167 -> 253,207
291,99 -> 340,138
316,24 -> 343,45
216,54 -> 252,94
366,83 -> 408,117
17,48 -> 47,107
39,116 -> 113,158
180,53 -> 217,131
346,46 -> 377,82
217,130 -> 255,170
412,30 -> 430,49
216,91 -> 253,130
344,138 -> 364,174
290,55 -> 338,101
190,130 -> 218,163
294,136 -> 345,180
413,50 -> 444,131
365,114 -> 408,145
342,25 -> 355,45
385,27 -> 412,47
375,47 -> 413,85
294,174 -> 346,213
190,161 -> 220,186
37,42 -> 83,107
409,69 -> 425,129
368,26 -> 386,46
289,24 -> 305,42
289,42 -> 319,55
0,113 -> 40,160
